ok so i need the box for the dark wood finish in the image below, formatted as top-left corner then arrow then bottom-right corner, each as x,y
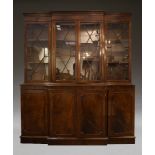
108,136 -> 135,144
77,88 -> 106,137
20,135 -> 135,145
20,136 -> 47,144
21,89 -> 48,136
20,84 -> 135,145
24,11 -> 132,84
21,11 -> 135,145
104,14 -> 131,83
77,21 -> 81,81
108,86 -> 135,137
47,137 -> 108,145
48,88 -> 76,137
24,22 -> 51,83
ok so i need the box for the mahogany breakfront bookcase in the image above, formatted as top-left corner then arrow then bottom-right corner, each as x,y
20,11 -> 135,145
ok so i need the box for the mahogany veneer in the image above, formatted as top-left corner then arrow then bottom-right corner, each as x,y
20,11 -> 135,145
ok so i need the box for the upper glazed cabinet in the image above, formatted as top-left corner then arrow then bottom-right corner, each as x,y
24,12 -> 131,83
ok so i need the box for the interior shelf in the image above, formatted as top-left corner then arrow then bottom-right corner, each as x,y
28,62 -> 49,64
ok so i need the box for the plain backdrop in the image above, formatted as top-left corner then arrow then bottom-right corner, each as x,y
13,0 -> 142,155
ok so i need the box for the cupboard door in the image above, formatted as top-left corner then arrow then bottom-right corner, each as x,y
21,90 -> 48,136
108,87 -> 134,136
77,89 -> 106,137
49,89 -> 76,137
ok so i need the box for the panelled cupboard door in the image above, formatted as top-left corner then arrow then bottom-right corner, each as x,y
49,89 -> 76,137
108,87 -> 134,137
21,90 -> 48,136
77,89 -> 106,137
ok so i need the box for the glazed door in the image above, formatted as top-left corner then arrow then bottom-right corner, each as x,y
25,23 -> 50,82
49,88 -> 76,137
53,20 -> 103,82
21,90 -> 48,136
104,18 -> 131,82
77,88 -> 107,137
54,22 -> 77,81
79,22 -> 102,81
108,86 -> 134,136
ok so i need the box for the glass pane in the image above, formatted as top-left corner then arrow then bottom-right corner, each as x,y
80,23 -> 100,80
56,22 -> 76,80
105,23 -> 129,80
26,24 -> 49,81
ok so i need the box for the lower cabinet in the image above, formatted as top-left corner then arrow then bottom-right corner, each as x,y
20,85 -> 135,144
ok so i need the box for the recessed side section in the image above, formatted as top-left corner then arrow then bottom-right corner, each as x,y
21,89 -> 48,136
108,86 -> 135,137
25,23 -> 50,82
104,14 -> 131,82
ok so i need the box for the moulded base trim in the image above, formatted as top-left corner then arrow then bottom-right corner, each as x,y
20,136 -> 135,145
108,136 -> 135,144
47,137 -> 108,145
20,136 -> 47,144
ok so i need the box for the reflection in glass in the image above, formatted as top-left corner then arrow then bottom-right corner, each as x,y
80,23 -> 100,80
26,24 -> 49,81
105,23 -> 129,80
56,22 -> 76,80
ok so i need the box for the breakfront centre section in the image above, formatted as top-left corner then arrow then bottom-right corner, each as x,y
21,11 -> 135,145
